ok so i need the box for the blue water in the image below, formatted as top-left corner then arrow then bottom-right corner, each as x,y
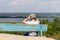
0,18 -> 54,22
0,23 -> 47,32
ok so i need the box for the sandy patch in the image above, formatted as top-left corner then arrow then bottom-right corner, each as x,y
0,33 -> 55,40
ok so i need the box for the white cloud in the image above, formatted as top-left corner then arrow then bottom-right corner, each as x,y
9,1 -> 18,5
9,0 -> 37,5
0,0 -> 4,1
20,2 -> 28,4
9,0 -> 28,5
42,1 -> 48,6
20,0 -> 30,4
51,7 -> 57,11
51,1 -> 57,5
9,0 -> 18,5
50,1 -> 60,5
31,0 -> 37,3
0,0 -> 5,5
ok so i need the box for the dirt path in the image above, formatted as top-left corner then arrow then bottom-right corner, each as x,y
0,33 -> 55,40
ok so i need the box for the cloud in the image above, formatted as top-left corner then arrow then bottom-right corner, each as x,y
41,1 -> 48,6
0,0 -> 4,1
9,0 -> 28,5
9,0 -> 37,5
9,0 -> 18,5
51,1 -> 57,5
31,0 -> 37,3
20,0 -> 30,4
0,0 -> 5,5
9,0 -> 20,5
50,1 -> 60,5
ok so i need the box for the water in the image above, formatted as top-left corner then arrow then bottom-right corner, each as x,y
0,18 -> 24,22
0,18 -> 54,22
39,18 -> 54,22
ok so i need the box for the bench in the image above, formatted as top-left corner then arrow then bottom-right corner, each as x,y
0,23 -> 48,37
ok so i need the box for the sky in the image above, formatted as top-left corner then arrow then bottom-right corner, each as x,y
0,0 -> 60,13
